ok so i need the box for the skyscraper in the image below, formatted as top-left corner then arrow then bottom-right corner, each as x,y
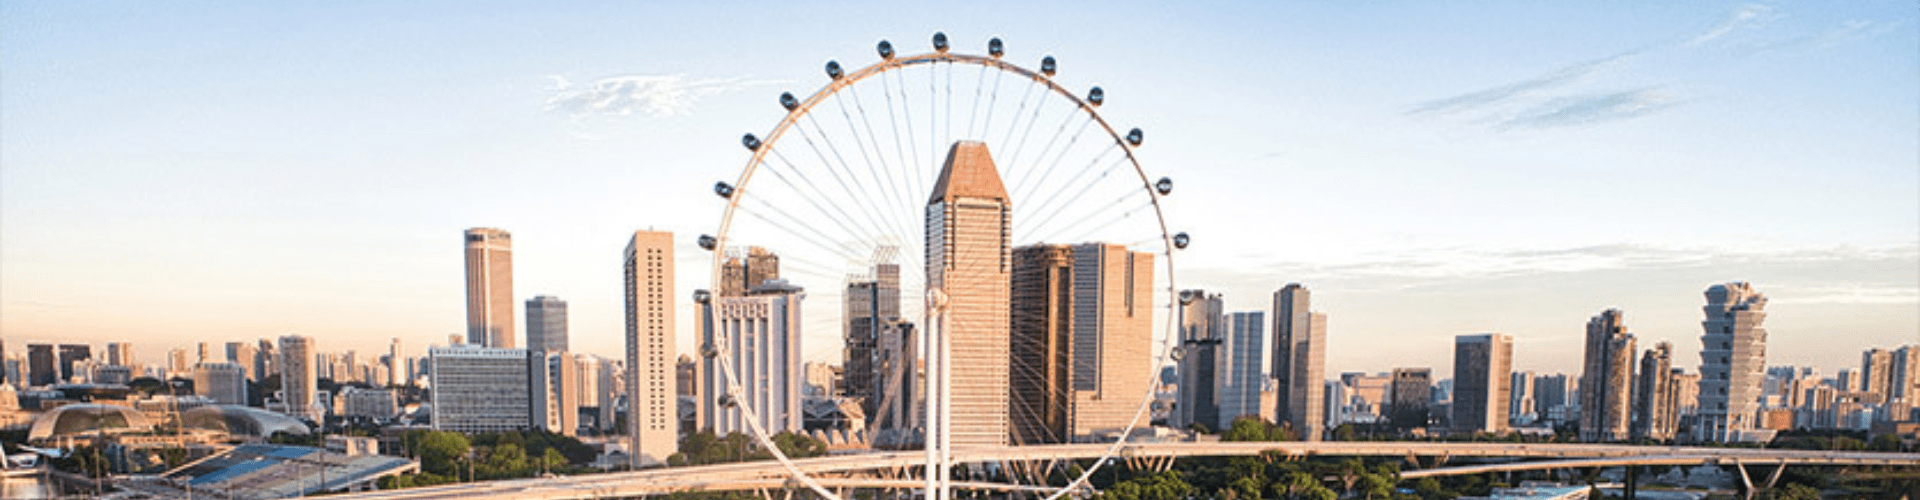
925,141 -> 1012,448
388,338 -> 403,387
57,344 -> 91,383
1862,348 -> 1894,402
1272,283 -> 1327,441
1387,368 -> 1432,432
225,342 -> 257,381
1696,282 -> 1769,443
1220,311 -> 1267,426
278,335 -> 321,422
1175,290 -> 1225,431
194,362 -> 248,405
1452,333 -> 1512,435
526,295 -> 569,354
465,227 -> 516,348
1580,309 -> 1636,442
698,279 -> 805,436
107,342 -> 134,367
1008,243 -> 1154,443
844,253 -> 901,426
1510,371 -> 1536,425
26,344 -> 55,387
624,230 -> 678,466
1633,342 -> 1676,441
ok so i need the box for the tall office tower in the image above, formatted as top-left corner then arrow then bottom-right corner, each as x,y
1387,368 -> 1433,432
594,356 -> 619,432
623,230 -> 678,466
56,344 -> 91,383
1579,309 -> 1636,442
387,338 -> 403,387
1533,374 -> 1570,424
1510,371 -> 1536,425
429,344 -> 533,433
107,342 -> 134,367
1836,369 -> 1859,391
698,280 -> 805,436
1696,282 -> 1769,443
465,227 -> 516,348
26,344 -> 55,387
676,355 -> 697,397
167,349 -> 190,378
925,141 -> 1013,448
529,351 -> 581,436
1670,370 -> 1701,420
194,362 -> 249,405
844,253 -> 902,424
718,246 -> 783,297
278,335 -> 321,422
225,342 -> 257,380
256,339 -> 277,384
1008,243 -> 1154,443
1220,311 -> 1268,426
1174,290 -> 1225,431
197,342 -> 211,364
526,295 -> 569,354
1272,284 -> 1327,441
873,321 -> 919,435
1633,342 -> 1676,441
1893,346 -> 1920,414
1862,348 -> 1895,401
1452,333 -> 1512,435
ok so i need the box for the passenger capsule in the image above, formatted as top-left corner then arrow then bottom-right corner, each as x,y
693,289 -> 712,304
1155,177 -> 1173,196
1170,347 -> 1187,361
825,60 -> 844,80
715,182 -> 736,199
1178,290 -> 1195,305
718,394 -> 737,408
932,32 -> 949,53
877,40 -> 895,60
1040,55 -> 1057,76
1127,128 -> 1144,146
700,342 -> 719,359
1087,86 -> 1104,107
988,38 -> 1004,58
741,133 -> 761,151
1173,232 -> 1190,249
780,92 -> 799,111
698,234 -> 717,250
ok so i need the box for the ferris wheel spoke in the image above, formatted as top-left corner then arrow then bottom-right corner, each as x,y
735,202 -> 868,264
1016,145 -> 1123,232
1010,115 -> 1098,205
764,147 -> 887,245
795,115 -> 912,243
965,65 -> 988,140
995,79 -> 1040,153
834,91 -> 913,241
889,70 -> 926,202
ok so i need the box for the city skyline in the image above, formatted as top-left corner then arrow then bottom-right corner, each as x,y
3,2 -> 1916,379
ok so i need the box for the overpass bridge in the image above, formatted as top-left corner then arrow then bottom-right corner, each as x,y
328,442 -> 1920,500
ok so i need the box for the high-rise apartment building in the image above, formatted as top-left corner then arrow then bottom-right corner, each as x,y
1175,290 -> 1225,431
465,227 -> 516,348
844,255 -> 901,426
387,338 -> 403,387
225,342 -> 257,381
429,344 -> 533,433
1862,348 -> 1895,402
1452,333 -> 1512,435
1272,283 -> 1327,441
1533,373 -> 1571,424
1696,282 -> 1770,443
925,141 -> 1013,448
278,335 -> 321,422
526,295 -> 569,354
1008,243 -> 1154,443
1633,342 -> 1676,441
1580,309 -> 1636,442
624,230 -> 678,466
873,321 -> 919,436
698,280 -> 805,436
531,351 -> 581,436
1510,371 -> 1536,425
194,362 -> 249,405
1387,368 -> 1432,432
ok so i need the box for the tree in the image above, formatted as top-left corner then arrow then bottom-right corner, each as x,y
415,431 -> 471,475
1097,472 -> 1193,500
1223,416 -> 1291,442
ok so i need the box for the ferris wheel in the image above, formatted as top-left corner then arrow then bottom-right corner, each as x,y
696,32 -> 1188,499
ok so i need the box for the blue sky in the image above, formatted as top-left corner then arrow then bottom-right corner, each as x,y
3,1 -> 1915,378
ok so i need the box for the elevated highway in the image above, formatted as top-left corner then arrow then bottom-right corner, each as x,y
329,442 -> 1920,499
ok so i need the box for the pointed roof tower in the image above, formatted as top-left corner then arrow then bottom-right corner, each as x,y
928,141 -> 1009,205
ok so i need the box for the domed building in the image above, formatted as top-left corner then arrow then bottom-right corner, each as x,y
26,403 -> 153,443
180,405 -> 310,439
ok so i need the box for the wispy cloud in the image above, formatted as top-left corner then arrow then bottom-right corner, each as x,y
543,74 -> 784,118
1685,4 -> 1774,47
1756,19 -> 1897,54
1196,243 -> 1919,284
1496,88 -> 1685,130
1770,284 -> 1920,305
1407,52 -> 1634,118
